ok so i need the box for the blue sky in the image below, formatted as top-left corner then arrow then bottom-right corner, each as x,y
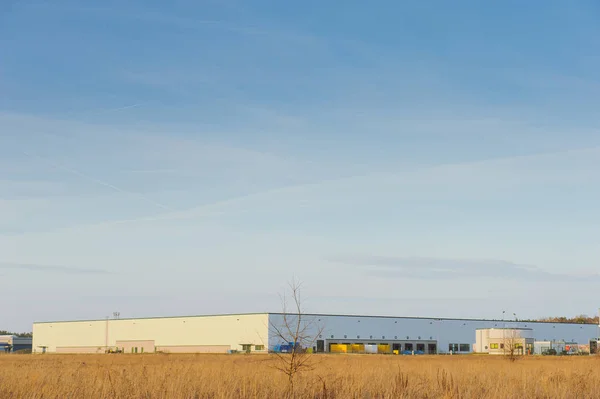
2,1 -> 600,331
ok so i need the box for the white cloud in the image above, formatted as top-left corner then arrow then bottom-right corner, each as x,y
329,255 -> 600,282
0,261 -> 111,275
64,143 -> 600,227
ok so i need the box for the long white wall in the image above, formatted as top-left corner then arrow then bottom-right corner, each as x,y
33,313 -> 269,353
268,314 -> 599,353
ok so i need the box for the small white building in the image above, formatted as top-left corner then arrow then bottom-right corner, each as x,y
474,328 -> 534,355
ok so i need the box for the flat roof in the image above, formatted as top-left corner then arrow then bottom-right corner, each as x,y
0,335 -> 32,341
33,312 -> 599,326
34,312 -> 268,324
475,327 -> 534,331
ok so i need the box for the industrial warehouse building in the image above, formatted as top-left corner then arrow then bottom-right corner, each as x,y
32,313 -> 599,355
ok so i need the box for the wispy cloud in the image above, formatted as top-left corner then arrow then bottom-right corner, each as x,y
92,103 -> 144,114
25,142 -> 600,235
328,255 -> 600,282
0,262 -> 111,275
122,168 -> 181,174
21,151 -> 175,211
311,294 -> 490,303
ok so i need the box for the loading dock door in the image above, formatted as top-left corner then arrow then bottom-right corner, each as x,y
377,344 -> 390,354
351,344 -> 365,353
317,340 -> 325,353
428,343 -> 437,354
591,340 -> 598,355
329,343 -> 347,353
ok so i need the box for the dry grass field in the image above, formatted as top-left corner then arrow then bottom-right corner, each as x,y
1,353 -> 599,398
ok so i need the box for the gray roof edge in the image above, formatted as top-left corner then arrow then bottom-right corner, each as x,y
33,312 -> 269,325
33,312 -> 599,327
269,313 -> 599,326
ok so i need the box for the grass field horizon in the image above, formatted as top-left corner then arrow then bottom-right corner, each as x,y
1,353 -> 599,398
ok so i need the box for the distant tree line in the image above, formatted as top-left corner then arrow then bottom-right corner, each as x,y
534,315 -> 599,324
0,330 -> 33,338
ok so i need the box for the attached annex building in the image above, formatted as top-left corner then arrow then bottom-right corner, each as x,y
474,328 -> 535,355
0,335 -> 33,353
32,313 -> 598,355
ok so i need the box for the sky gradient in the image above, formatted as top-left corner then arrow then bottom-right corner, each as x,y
2,0 -> 600,331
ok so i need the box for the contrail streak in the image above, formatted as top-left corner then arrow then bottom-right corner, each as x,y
23,151 -> 174,211
108,103 -> 142,111
92,103 -> 144,115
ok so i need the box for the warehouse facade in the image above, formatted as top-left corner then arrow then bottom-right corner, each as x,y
33,313 -> 269,354
32,313 -> 599,354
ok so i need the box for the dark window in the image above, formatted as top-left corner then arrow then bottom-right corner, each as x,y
459,344 -> 470,352
449,344 -> 459,352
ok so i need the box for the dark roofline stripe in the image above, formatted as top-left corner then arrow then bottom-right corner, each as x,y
33,312 -> 600,326
33,312 -> 269,324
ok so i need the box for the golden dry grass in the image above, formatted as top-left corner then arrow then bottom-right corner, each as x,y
1,353 -> 599,398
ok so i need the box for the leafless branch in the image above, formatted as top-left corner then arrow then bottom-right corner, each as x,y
269,278 -> 324,397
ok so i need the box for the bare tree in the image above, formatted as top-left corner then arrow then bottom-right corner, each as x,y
502,329 -> 523,362
269,278 -> 323,397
